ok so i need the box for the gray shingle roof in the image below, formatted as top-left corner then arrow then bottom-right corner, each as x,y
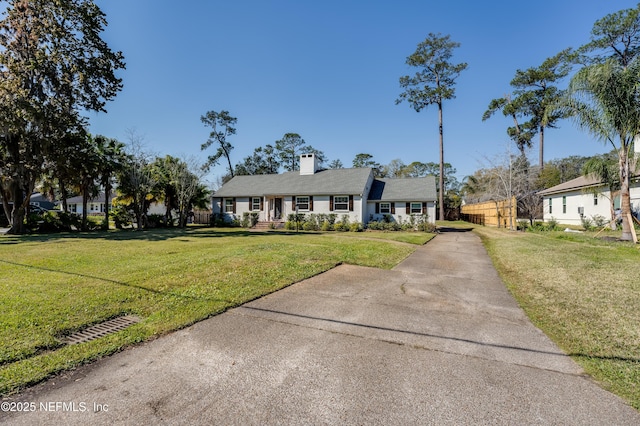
537,175 -> 602,196
368,177 -> 437,201
59,192 -> 115,204
213,168 -> 374,197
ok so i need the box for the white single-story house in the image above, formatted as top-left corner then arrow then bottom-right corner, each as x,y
212,154 -> 437,225
57,193 -> 115,215
538,175 -> 640,226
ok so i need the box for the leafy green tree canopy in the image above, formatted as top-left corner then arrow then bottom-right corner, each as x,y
274,133 -> 324,171
0,0 -> 124,234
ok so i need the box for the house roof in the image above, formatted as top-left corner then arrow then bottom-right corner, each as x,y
368,177 -> 437,201
537,175 -> 603,196
214,168 -> 374,197
59,192 -> 115,204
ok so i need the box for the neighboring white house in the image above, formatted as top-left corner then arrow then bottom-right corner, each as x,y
57,193 -> 114,215
58,193 -> 171,216
212,153 -> 437,225
538,175 -> 640,226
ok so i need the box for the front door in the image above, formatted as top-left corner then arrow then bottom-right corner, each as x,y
274,198 -> 282,220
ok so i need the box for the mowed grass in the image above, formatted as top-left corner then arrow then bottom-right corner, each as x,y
0,227 -> 431,396
470,224 -> 640,410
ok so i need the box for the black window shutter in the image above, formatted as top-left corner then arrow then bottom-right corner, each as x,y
330,196 -> 334,211
309,196 -> 314,211
406,203 -> 410,214
375,203 -> 380,214
349,195 -> 353,211
391,202 -> 395,214
422,202 -> 427,214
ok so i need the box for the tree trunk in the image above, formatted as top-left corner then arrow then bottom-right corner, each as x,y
60,181 -> 69,213
438,101 -> 445,222
8,185 -> 27,235
609,191 -> 617,231
618,146 -> 633,241
539,125 -> 545,170
103,181 -> 111,230
81,182 -> 89,231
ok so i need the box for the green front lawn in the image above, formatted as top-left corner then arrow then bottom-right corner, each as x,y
0,228 -> 431,395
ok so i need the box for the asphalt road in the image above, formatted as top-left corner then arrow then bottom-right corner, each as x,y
2,229 -> 639,425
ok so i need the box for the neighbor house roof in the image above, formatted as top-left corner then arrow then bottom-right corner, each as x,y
58,193 -> 115,204
214,168 -> 374,197
368,176 -> 437,201
537,175 -> 603,196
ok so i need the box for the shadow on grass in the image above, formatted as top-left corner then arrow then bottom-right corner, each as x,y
0,258 -> 222,302
0,226 -> 320,244
570,353 -> 640,363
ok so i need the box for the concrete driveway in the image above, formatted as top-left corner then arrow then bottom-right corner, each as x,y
2,229 -> 639,425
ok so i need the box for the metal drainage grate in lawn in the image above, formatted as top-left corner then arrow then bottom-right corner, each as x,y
63,315 -> 141,345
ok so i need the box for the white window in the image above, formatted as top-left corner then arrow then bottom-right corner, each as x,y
549,198 -> 553,214
225,199 -> 234,213
380,202 -> 391,214
594,194 -> 598,206
296,196 -> 310,211
410,202 -> 422,214
252,197 -> 261,211
334,196 -> 349,211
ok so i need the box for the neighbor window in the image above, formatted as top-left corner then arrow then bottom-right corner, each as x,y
334,196 -> 349,211
225,199 -> 234,213
562,196 -> 567,214
593,194 -> 598,206
410,202 -> 422,214
549,198 -> 552,214
252,197 -> 261,211
380,202 -> 391,214
296,196 -> 310,211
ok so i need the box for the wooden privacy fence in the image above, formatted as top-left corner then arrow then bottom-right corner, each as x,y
192,210 -> 212,225
460,197 -> 517,228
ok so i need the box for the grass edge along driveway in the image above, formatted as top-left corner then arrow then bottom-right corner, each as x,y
0,228 -> 433,396
466,223 -> 640,411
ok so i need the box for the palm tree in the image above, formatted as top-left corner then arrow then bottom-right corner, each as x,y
562,59 -> 640,240
95,135 -> 126,230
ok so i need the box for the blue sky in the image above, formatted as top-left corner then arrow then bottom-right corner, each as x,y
88,1 -> 638,184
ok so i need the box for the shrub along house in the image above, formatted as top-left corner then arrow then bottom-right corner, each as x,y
212,154 -> 437,227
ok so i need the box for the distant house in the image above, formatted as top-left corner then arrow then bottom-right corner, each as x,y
57,193 -> 114,215
212,153 -> 437,226
58,193 -> 170,217
538,175 -> 640,226
28,193 -> 56,210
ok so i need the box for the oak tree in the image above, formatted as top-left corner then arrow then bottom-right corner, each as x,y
0,0 -> 124,234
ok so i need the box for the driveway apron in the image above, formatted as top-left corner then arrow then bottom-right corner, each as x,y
2,230 -> 639,425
